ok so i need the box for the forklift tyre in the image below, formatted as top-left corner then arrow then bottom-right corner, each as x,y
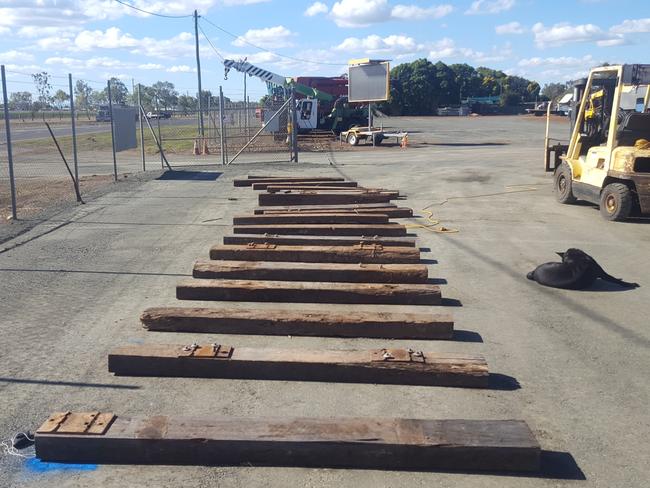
346,132 -> 359,146
554,162 -> 577,204
600,183 -> 633,221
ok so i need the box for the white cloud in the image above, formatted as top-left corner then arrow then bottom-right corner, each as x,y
0,50 -> 35,63
391,4 -> 453,20
34,36 -> 76,51
138,63 -> 164,70
74,27 -> 138,50
335,34 -> 421,57
465,0 -> 515,15
428,37 -> 510,62
167,65 -> 193,73
495,21 -> 524,34
330,0 -> 391,27
0,26 -> 10,35
304,2 -> 328,16
518,55 -> 597,68
130,32 -> 194,59
232,26 -> 295,49
610,18 -> 650,34
221,0 -> 270,4
532,22 -> 624,48
330,0 -> 452,27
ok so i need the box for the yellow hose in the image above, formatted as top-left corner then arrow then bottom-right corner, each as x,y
405,209 -> 459,234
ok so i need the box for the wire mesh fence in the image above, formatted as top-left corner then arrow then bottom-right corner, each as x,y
0,70 -> 144,222
1,68 -> 299,222
155,91 -> 293,166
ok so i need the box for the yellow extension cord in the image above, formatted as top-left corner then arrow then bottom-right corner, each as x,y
405,184 -> 541,234
405,209 -> 459,234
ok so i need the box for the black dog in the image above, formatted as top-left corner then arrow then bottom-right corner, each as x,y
527,248 -> 639,290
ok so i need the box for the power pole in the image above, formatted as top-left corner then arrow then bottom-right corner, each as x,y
194,9 -> 205,137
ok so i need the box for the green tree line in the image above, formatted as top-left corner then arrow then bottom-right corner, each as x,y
380,59 -> 542,115
5,72 -> 222,115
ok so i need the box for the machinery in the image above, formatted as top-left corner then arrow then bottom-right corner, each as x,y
223,59 -> 366,134
545,64 -> 650,220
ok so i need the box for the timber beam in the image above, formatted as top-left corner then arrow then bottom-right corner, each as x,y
108,344 -> 486,387
233,223 -> 407,236
235,177 -> 345,187
256,207 -> 413,218
232,213 -> 389,225
259,192 -> 396,206
223,234 -> 417,247
140,306 -> 454,339
252,181 -> 359,190
34,413 -> 541,472
176,278 -> 441,304
209,244 -> 421,264
193,260 -> 429,283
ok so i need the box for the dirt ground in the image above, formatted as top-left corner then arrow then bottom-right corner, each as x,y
0,175 -> 139,223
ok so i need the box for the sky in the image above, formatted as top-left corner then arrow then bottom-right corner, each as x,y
1,0 -> 649,101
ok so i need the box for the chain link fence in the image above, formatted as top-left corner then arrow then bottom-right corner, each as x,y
155,89 -> 294,167
1,69 -> 299,223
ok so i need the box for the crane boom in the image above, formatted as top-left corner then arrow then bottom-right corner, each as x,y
223,59 -> 288,87
223,59 -> 334,102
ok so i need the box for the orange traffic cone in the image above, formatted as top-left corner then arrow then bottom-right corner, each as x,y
202,138 -> 210,155
192,139 -> 200,156
401,134 -> 409,149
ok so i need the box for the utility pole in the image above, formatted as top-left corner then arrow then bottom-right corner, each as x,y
194,9 -> 205,137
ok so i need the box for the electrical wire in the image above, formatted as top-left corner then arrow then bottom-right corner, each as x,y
200,17 -> 348,67
198,24 -> 225,61
112,0 -> 193,18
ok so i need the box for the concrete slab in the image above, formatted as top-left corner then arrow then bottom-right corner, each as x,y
0,116 -> 648,487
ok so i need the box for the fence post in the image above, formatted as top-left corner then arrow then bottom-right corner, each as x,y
137,84 -> 145,172
68,73 -> 81,201
107,80 -> 118,182
155,98 -> 163,169
219,86 -> 226,165
291,89 -> 298,163
1,65 -> 17,220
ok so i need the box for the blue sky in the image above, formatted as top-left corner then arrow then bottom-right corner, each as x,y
1,0 -> 649,100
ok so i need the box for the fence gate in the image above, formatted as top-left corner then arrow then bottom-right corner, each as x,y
151,88 -> 297,168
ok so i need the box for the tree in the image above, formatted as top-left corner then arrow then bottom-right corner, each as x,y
384,59 -> 439,115
541,82 -> 568,102
75,79 -> 93,112
53,89 -> 70,110
89,89 -> 107,107
103,77 -> 129,105
151,81 -> 178,110
9,91 -> 32,111
32,71 -> 52,108
177,94 -> 197,113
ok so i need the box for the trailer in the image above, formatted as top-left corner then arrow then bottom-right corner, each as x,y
340,126 -> 408,146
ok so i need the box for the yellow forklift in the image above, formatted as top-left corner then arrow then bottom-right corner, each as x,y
544,64 -> 650,220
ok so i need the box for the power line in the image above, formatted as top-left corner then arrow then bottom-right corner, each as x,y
112,0 -> 193,18
197,24 -> 225,61
200,17 -> 348,67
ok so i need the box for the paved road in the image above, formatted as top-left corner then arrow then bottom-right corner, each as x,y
0,115 -> 648,487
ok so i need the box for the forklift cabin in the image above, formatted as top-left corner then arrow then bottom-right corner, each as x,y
544,64 -> 650,220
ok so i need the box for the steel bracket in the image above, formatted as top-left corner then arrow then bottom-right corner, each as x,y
178,343 -> 233,359
371,348 -> 426,363
355,243 -> 384,253
246,242 -> 277,250
37,411 -> 116,435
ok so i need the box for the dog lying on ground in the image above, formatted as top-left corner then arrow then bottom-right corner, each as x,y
527,248 -> 640,290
